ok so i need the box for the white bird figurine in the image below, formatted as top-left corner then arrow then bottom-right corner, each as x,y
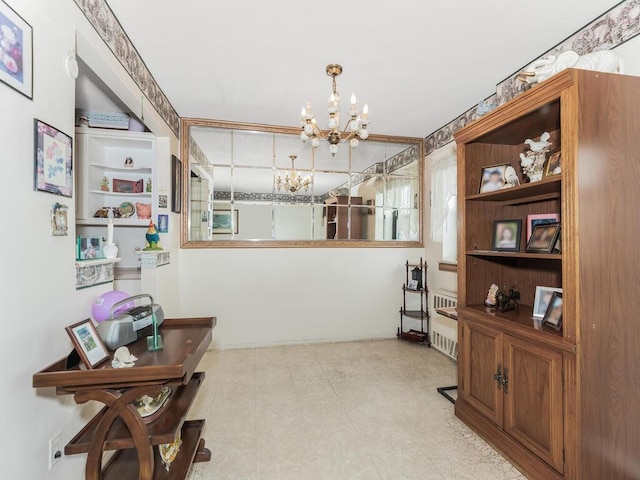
524,132 -> 551,152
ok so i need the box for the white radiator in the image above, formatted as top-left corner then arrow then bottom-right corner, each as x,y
430,289 -> 458,360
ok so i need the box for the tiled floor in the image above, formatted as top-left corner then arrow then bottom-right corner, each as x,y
187,340 -> 526,480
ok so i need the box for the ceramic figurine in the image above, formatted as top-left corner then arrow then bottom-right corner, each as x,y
146,178 -> 152,192
485,283 -> 499,306
124,156 -> 134,168
111,346 -> 137,368
495,286 -> 520,312
519,50 -> 624,85
144,219 -> 162,250
520,132 -> 551,183
100,176 -> 109,191
504,166 -> 520,188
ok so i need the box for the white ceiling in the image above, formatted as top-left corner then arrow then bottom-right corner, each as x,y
105,0 -> 616,138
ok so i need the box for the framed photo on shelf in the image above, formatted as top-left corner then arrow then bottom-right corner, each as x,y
491,219 -> 522,252
407,279 -> 419,290
545,151 -> 562,176
113,178 -> 143,193
212,210 -> 238,234
479,164 -> 509,193
34,119 -> 73,197
542,292 -> 563,331
171,155 -> 182,213
526,223 -> 560,253
533,286 -> 563,318
0,1 -> 33,99
526,213 -> 560,240
65,319 -> 110,369
77,236 -> 104,260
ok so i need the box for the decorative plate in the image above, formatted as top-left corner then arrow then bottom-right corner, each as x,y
119,201 -> 135,218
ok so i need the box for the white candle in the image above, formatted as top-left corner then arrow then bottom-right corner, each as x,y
107,217 -> 114,245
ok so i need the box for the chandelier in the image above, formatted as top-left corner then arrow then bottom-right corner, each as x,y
300,64 -> 370,156
276,155 -> 312,193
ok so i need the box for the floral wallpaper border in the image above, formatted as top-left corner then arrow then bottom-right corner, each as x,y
424,0 -> 640,155
74,0 -> 180,137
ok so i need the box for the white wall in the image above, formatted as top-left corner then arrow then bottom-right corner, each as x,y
178,247 -> 423,348
0,2 -> 178,479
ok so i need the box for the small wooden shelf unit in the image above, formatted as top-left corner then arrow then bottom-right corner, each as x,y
397,258 -> 431,345
454,69 -> 640,480
33,317 -> 216,480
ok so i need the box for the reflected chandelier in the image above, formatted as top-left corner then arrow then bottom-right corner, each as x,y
300,64 -> 370,156
276,155 -> 312,193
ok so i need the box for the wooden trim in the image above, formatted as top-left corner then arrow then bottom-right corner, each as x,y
438,261 -> 457,273
179,117 -> 424,248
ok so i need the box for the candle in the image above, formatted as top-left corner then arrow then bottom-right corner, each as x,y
107,217 -> 114,245
362,104 -> 369,121
350,93 -> 357,110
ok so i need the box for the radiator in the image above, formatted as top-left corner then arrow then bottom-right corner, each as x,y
430,289 -> 458,360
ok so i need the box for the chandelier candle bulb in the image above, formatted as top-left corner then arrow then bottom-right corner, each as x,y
362,104 -> 369,122
351,93 -> 357,109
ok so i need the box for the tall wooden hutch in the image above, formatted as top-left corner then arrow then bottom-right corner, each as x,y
454,69 -> 640,479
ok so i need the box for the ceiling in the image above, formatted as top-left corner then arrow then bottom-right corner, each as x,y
104,0 -> 616,139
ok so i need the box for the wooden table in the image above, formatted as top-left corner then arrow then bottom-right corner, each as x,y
33,317 -> 216,480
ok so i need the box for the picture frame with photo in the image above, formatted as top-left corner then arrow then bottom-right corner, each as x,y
526,223 -> 560,253
407,279 -> 419,290
157,214 -> 169,233
526,213 -> 560,240
491,219 -> 522,252
158,194 -> 168,208
65,319 -> 110,369
212,210 -> 238,234
77,236 -> 104,260
0,1 -> 33,99
533,286 -> 563,318
479,164 -> 509,194
34,119 -> 73,197
545,151 -> 562,177
542,292 -> 563,332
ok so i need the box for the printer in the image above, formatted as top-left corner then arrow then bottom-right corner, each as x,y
97,294 -> 164,349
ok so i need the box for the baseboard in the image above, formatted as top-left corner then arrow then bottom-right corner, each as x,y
208,334 -> 400,350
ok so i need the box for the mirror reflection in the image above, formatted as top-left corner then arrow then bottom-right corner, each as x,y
182,119 -> 422,246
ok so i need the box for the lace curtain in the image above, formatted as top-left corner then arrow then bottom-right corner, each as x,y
429,142 -> 457,242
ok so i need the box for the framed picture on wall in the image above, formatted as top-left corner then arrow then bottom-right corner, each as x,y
212,210 -> 238,234
34,119 -> 73,197
0,1 -> 33,99
171,155 -> 182,213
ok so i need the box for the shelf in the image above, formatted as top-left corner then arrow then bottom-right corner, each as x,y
401,309 -> 428,320
397,330 -> 429,343
403,287 -> 425,294
65,372 -> 205,454
467,176 -> 561,204
467,250 -> 562,260
458,305 -> 575,353
100,419 -> 206,480
77,217 -> 152,227
89,190 -> 152,197
90,163 -> 152,173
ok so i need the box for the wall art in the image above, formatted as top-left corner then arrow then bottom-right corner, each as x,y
0,1 -> 32,99
34,119 -> 73,197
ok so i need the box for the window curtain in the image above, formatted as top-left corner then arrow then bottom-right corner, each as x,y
429,142 -> 457,242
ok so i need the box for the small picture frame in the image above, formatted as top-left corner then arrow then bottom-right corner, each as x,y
65,319 -> 110,368
542,292 -> 563,331
533,286 -> 563,318
545,151 -> 562,177
77,236 -> 104,260
526,223 -> 560,253
212,210 -> 238,234
407,279 -> 419,290
34,119 -> 73,197
491,219 -> 522,252
0,1 -> 33,99
51,202 -> 68,236
158,214 -> 169,233
158,194 -> 168,208
479,164 -> 509,193
527,213 -> 560,240
113,178 -> 143,193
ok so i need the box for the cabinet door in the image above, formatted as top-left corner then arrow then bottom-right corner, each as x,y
460,319 -> 503,427
503,335 -> 564,473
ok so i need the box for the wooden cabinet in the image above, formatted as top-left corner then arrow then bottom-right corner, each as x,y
461,321 -> 563,472
455,69 -> 640,480
76,128 -> 157,227
324,195 -> 362,239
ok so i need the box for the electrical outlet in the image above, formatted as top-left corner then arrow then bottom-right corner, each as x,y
48,431 -> 62,469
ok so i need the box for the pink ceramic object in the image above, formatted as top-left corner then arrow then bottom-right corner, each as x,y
136,202 -> 151,219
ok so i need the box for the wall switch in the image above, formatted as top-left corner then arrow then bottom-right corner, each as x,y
49,431 -> 62,469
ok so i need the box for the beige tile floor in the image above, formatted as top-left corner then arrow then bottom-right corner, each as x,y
187,339 -> 526,480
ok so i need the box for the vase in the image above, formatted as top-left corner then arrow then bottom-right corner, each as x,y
136,203 -> 151,219
103,244 -> 118,259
